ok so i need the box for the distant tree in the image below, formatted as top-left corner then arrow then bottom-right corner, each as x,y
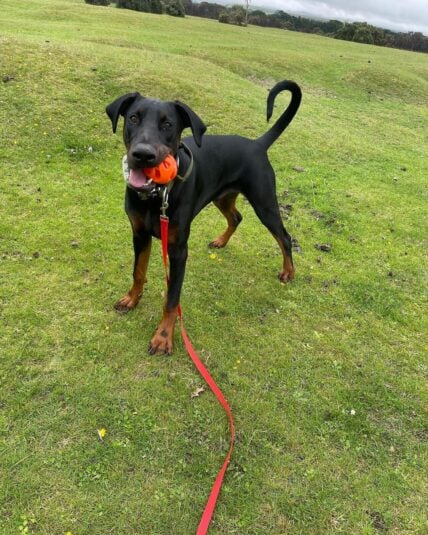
406,31 -> 427,51
370,26 -> 386,46
226,5 -> 246,26
250,9 -> 267,17
353,23 -> 374,44
218,10 -> 229,24
248,10 -> 269,27
165,0 -> 185,17
323,19 -> 342,35
275,10 -> 293,22
386,31 -> 428,52
85,0 -> 110,5
182,0 -> 193,14
149,0 -> 162,14
267,13 -> 288,29
195,1 -> 224,20
117,0 -> 151,12
335,22 -> 356,41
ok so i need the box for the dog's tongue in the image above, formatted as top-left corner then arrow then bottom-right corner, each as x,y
129,169 -> 149,189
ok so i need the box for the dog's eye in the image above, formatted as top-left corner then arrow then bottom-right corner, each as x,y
129,115 -> 138,124
162,121 -> 173,131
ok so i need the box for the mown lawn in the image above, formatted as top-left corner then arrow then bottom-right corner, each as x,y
0,1 -> 427,533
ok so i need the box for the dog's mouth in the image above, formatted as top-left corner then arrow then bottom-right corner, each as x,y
122,153 -> 176,194
128,168 -> 154,191
122,157 -> 157,194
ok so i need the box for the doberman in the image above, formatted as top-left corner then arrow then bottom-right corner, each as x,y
106,80 -> 302,355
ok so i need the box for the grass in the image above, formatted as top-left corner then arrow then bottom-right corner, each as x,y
1,0 -> 427,533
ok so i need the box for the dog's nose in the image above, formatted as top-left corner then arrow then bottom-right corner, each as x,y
131,144 -> 157,166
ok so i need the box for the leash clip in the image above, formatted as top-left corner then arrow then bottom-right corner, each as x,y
161,187 -> 169,218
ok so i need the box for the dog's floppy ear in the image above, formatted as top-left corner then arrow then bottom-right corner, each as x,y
174,101 -> 206,147
106,92 -> 141,133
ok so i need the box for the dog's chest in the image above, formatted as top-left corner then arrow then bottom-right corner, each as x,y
126,191 -> 164,238
142,205 -> 163,238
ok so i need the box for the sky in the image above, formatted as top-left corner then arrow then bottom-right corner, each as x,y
260,0 -> 428,35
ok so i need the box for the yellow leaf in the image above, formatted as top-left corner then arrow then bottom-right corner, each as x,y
97,428 -> 107,440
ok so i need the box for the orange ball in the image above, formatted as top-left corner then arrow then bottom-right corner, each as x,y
143,154 -> 178,184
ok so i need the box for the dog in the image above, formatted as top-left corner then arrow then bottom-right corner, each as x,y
106,80 -> 302,355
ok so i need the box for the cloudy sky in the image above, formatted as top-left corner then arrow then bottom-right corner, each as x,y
262,0 -> 428,34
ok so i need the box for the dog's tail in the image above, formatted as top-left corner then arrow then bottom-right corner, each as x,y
257,80 -> 302,150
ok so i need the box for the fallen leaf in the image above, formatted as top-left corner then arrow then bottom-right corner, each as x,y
191,387 -> 205,399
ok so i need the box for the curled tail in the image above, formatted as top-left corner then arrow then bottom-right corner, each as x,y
257,80 -> 302,150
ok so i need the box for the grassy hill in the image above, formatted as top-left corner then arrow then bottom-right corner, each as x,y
1,0 -> 427,533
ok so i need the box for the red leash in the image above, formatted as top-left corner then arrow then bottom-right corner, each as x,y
160,213 -> 235,534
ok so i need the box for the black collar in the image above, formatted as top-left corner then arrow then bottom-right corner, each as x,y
176,142 -> 194,182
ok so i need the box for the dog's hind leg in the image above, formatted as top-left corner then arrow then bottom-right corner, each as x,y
244,173 -> 295,282
273,229 -> 295,282
209,191 -> 242,248
255,206 -> 294,281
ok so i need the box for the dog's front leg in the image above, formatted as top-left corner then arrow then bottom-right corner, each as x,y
115,225 -> 152,313
149,241 -> 188,355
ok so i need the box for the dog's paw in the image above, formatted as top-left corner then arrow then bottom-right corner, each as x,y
209,237 -> 227,249
114,293 -> 141,313
278,269 -> 295,283
148,329 -> 174,355
208,238 -> 227,249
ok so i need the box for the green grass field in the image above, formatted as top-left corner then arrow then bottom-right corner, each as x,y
1,0 -> 427,533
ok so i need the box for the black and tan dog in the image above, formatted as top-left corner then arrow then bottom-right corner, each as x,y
106,80 -> 302,355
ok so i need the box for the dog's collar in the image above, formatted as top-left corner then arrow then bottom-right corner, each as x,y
122,143 -> 193,200
176,142 -> 193,182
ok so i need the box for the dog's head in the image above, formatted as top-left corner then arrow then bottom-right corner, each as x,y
106,93 -> 206,172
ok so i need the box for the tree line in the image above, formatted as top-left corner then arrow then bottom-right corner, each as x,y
85,0 -> 428,53
85,0 -> 185,17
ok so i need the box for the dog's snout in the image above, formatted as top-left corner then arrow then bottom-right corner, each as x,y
131,144 -> 157,166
